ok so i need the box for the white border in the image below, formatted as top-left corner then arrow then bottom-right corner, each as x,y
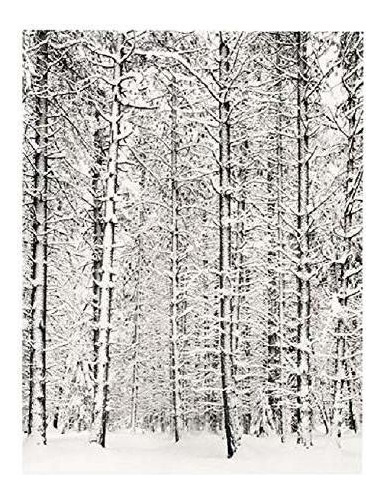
1,1 -> 382,498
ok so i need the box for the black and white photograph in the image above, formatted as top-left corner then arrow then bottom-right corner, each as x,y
20,27 -> 364,474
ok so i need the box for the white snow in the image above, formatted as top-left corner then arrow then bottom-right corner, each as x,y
23,430 -> 361,474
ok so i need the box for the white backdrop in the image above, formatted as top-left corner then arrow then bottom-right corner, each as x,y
0,0 -> 381,497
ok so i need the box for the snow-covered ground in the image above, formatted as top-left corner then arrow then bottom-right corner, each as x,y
23,430 -> 361,474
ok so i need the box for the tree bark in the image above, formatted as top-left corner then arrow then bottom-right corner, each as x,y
29,30 -> 49,445
169,76 -> 182,443
89,35 -> 123,447
267,158 -> 279,432
295,32 -> 312,448
332,32 -> 363,439
91,112 -> 103,415
218,32 -> 240,458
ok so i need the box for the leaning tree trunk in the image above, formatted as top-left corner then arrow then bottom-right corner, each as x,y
29,30 -> 49,445
218,32 -> 240,458
89,37 -> 123,447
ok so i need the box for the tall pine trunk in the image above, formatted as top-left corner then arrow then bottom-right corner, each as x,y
267,158 -> 279,433
218,32 -> 240,458
274,36 -> 287,441
89,36 -> 123,447
130,280 -> 141,431
29,30 -> 49,445
91,111 -> 103,412
169,76 -> 182,442
130,168 -> 146,432
276,84 -> 287,442
332,33 -> 362,439
295,32 -> 312,448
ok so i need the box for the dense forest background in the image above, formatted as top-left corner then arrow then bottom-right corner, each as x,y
22,30 -> 363,458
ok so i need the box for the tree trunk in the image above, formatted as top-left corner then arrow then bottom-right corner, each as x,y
218,32 -> 240,458
230,168 -> 244,385
91,112 -> 103,417
29,30 -> 49,445
130,168 -> 146,431
295,32 -> 312,448
169,76 -> 182,443
276,139 -> 287,442
267,158 -> 279,433
89,36 -> 122,447
332,32 -> 362,440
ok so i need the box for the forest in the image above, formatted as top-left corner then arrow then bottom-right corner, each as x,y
22,30 -> 363,469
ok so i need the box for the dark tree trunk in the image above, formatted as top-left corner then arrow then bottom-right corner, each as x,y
29,30 -> 49,445
218,32 -> 240,459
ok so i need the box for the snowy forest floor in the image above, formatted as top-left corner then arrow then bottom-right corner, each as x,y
23,429 -> 361,473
